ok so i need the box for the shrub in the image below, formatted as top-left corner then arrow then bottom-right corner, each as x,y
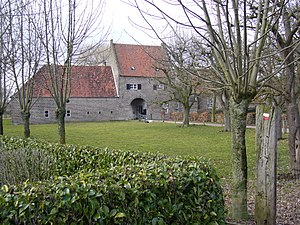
0,138 -> 55,185
0,136 -> 225,224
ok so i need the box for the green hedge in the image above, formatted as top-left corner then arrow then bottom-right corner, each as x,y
0,136 -> 225,224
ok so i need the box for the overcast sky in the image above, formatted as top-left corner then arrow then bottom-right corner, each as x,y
104,0 -> 161,45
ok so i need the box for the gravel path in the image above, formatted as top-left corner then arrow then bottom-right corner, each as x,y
224,177 -> 300,225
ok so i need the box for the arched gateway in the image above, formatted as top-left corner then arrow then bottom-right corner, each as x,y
131,98 -> 146,119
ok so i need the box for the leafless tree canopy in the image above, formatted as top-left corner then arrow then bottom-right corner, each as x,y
126,0 -> 299,221
34,0 -> 109,144
3,0 -> 109,143
0,0 -> 16,135
5,0 -> 44,138
156,35 -> 205,127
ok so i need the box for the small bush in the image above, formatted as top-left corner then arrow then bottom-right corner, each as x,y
0,136 -> 225,224
0,138 -> 55,185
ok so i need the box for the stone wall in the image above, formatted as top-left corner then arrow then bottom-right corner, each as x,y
9,76 -> 168,124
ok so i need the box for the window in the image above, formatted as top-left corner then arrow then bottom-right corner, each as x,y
86,111 -> 90,115
44,110 -> 49,118
175,102 -> 180,111
207,98 -> 213,109
66,110 -> 71,117
153,84 -> 165,90
132,84 -> 138,90
162,103 -> 169,109
189,95 -> 198,102
126,83 -> 141,90
162,103 -> 169,114
158,84 -> 165,90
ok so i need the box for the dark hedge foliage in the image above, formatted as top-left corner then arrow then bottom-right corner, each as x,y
0,136 -> 225,224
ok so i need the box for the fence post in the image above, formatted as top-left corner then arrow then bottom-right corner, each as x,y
255,104 -> 278,225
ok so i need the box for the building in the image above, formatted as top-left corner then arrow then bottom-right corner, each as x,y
9,41 -> 214,125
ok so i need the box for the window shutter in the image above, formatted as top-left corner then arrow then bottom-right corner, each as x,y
138,84 -> 142,90
126,84 -> 131,90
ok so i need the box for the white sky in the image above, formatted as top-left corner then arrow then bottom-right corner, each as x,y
104,0 -> 162,45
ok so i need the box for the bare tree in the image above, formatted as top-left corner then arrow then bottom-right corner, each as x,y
258,40 -> 286,139
0,0 -> 14,135
271,0 -> 300,176
158,36 -> 204,127
7,0 -> 42,138
36,0 -> 108,144
78,44 -> 110,66
128,0 -> 286,220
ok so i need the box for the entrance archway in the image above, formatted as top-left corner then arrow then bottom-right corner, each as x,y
131,98 -> 146,119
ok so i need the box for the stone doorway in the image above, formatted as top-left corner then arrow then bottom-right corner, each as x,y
131,98 -> 146,119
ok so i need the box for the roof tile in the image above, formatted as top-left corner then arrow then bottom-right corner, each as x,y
114,43 -> 165,77
33,65 -> 117,98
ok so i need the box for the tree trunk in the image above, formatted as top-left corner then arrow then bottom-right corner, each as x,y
182,105 -> 190,127
21,111 -> 31,138
276,107 -> 282,140
0,113 -> 3,135
56,108 -> 66,144
283,48 -> 299,171
284,54 -> 300,175
273,97 -> 283,140
230,97 -> 250,220
255,104 -> 278,225
224,107 -> 231,132
286,102 -> 300,176
211,92 -> 216,123
218,91 -> 231,132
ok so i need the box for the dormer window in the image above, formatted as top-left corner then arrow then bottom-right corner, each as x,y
131,66 -> 136,71
155,67 -> 160,72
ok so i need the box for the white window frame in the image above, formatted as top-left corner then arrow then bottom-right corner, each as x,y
127,83 -> 141,90
130,84 -> 138,90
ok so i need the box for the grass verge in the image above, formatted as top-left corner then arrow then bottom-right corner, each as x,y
3,119 -> 289,179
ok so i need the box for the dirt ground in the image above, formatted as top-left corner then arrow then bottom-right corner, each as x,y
224,176 -> 300,225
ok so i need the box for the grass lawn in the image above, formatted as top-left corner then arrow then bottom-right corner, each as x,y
3,119 -> 290,179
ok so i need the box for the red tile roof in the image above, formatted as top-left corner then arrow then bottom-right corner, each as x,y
33,65 -> 117,98
113,43 -> 165,77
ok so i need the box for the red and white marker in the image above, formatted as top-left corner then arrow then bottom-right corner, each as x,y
263,113 -> 270,120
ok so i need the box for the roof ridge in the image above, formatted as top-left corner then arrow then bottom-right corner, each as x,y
113,42 -> 161,48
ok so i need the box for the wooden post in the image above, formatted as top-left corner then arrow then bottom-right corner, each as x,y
255,104 -> 278,225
